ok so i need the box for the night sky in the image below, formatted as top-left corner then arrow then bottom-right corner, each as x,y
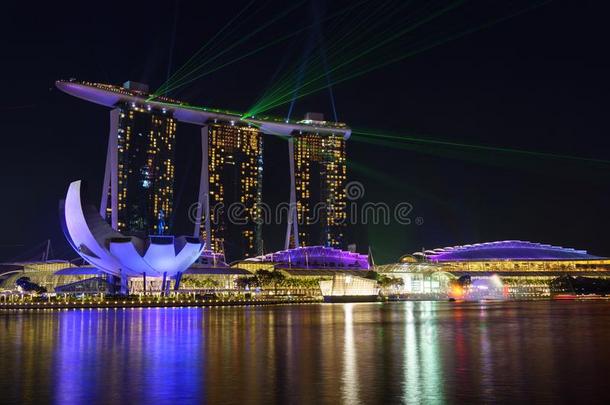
2,0 -> 609,263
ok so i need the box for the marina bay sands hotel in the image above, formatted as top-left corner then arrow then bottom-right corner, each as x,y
56,80 -> 350,261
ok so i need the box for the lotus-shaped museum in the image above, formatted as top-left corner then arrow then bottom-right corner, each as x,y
60,180 -> 204,294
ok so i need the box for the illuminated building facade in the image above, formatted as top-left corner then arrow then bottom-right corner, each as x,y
204,121 -> 263,261
319,274 -> 379,302
242,246 -> 369,270
235,246 -> 371,297
55,80 -> 352,262
106,98 -> 176,236
0,260 -> 91,293
375,262 -> 455,297
61,180 -> 204,295
394,240 -> 610,298
411,240 -> 610,273
293,114 -> 347,248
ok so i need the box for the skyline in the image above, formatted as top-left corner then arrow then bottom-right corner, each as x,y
55,79 -> 352,262
3,3 -> 610,404
1,1 -> 609,263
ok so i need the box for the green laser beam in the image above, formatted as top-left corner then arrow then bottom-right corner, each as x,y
152,1 -> 306,97
348,158 -> 447,204
152,1 -> 313,97
159,0 -> 257,93
248,0 -> 453,115
156,0 -> 282,95
154,0 -> 375,97
247,0 -> 551,117
246,0 -> 465,116
351,129 -> 610,165
350,134 -> 610,186
164,0 -> 407,99
250,0 -> 405,108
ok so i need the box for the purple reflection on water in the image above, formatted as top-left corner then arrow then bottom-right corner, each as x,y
1,302 -> 609,403
53,308 -> 204,403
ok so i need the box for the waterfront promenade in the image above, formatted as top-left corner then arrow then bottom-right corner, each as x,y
0,296 -> 321,310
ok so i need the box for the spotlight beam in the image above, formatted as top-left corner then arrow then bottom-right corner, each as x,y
351,130 -> 610,166
153,0 -> 374,98
246,1 -> 550,117
246,0 -> 464,115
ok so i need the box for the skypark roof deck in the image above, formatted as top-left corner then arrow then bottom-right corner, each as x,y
56,79 -> 351,138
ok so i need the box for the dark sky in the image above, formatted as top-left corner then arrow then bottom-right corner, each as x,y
1,0 -> 609,263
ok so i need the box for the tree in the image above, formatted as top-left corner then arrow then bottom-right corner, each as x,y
270,270 -> 286,295
15,277 -> 47,294
390,277 -> 404,288
378,275 -> 394,289
365,271 -> 380,281
457,275 -> 472,287
254,269 -> 286,294
236,276 -> 256,290
255,269 -> 273,287
366,272 -> 403,290
181,276 -> 220,289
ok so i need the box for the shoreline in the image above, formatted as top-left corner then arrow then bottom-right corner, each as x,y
0,297 -> 322,310
2,296 -> 608,310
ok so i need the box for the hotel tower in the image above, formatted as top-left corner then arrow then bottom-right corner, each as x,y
202,121 -> 264,261
56,79 -> 351,261
101,81 -> 176,237
291,113 -> 347,248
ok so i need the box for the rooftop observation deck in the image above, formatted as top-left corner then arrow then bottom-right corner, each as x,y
56,79 -> 351,139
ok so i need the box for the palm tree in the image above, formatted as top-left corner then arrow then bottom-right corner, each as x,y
254,269 -> 287,294
270,270 -> 286,295
254,269 -> 273,287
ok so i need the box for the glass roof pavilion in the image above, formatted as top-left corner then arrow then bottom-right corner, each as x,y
413,240 -> 603,262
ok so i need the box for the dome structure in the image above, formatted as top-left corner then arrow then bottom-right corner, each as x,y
60,180 -> 204,293
247,246 -> 369,270
419,240 -> 601,262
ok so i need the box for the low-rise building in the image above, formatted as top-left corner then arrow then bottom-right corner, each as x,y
387,240 -> 610,299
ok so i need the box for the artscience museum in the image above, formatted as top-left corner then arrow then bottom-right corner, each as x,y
60,180 -> 205,294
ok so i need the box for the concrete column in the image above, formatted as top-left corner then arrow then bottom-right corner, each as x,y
173,272 -> 183,291
120,269 -> 129,295
194,125 -> 211,250
165,278 -> 171,296
285,137 -> 299,249
109,108 -> 120,230
107,274 -> 116,294
100,130 -> 112,217
162,272 -> 168,296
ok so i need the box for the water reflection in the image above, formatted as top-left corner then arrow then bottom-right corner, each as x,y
403,302 -> 444,404
341,304 -> 359,405
404,302 -> 421,402
1,302 -> 610,403
420,301 -> 444,404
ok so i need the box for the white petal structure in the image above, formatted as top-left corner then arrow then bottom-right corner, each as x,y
60,180 -> 204,279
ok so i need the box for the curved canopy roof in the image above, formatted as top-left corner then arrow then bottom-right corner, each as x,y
375,262 -> 447,275
246,246 -> 369,270
417,240 -> 603,262
61,180 -> 204,277
56,80 -> 351,139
